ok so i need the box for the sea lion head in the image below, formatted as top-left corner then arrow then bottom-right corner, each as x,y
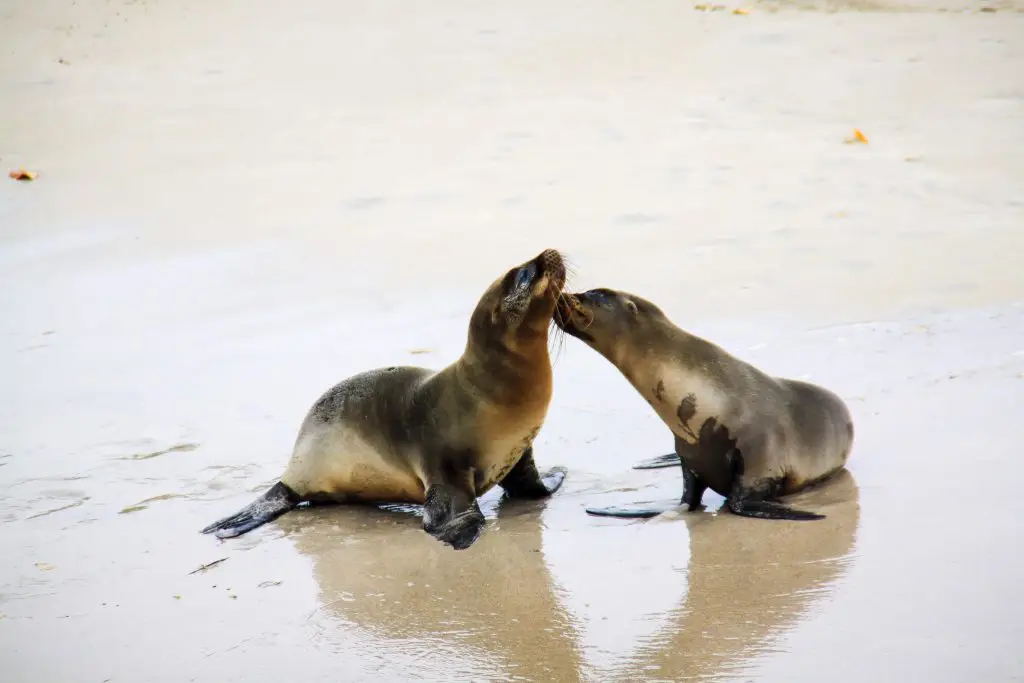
468,249 -> 568,351
554,287 -> 667,364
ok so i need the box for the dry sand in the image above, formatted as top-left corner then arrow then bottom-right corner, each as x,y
2,1 -> 1023,681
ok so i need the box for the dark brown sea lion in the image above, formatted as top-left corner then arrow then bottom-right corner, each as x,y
554,287 -> 853,520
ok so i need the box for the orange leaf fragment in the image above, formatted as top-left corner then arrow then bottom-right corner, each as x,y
9,169 -> 38,181
733,7 -> 749,14
844,129 -> 869,144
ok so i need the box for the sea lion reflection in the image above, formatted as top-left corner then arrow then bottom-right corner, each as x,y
280,496 -> 583,682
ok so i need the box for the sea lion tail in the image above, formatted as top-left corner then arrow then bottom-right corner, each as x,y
727,498 -> 825,521
200,482 -> 301,539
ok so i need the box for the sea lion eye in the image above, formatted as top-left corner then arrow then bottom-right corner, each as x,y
511,264 -> 535,293
589,289 -> 622,311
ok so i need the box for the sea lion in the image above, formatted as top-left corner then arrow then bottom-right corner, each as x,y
201,249 -> 570,550
554,288 -> 853,520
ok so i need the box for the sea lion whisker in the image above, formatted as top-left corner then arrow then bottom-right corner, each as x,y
549,285 -> 574,362
549,321 -> 568,363
579,310 -> 595,330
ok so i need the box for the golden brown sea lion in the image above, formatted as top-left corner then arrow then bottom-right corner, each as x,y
201,249 -> 570,549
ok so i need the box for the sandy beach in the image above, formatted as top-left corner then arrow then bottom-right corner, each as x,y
2,1 -> 1023,681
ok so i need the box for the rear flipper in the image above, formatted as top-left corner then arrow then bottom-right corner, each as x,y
200,482 -> 301,539
632,453 -> 680,470
726,497 -> 824,521
584,502 -> 675,519
725,449 -> 825,521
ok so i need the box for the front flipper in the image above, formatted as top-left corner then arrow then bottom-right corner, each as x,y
499,447 -> 567,499
585,502 -> 675,518
681,467 -> 707,511
423,485 -> 486,550
632,453 -> 680,470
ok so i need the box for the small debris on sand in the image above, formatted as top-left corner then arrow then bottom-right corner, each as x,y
118,443 -> 199,461
844,128 -> 869,144
189,557 -> 228,575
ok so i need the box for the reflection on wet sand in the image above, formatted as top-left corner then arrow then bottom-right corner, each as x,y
282,469 -> 858,682
280,497 -> 583,681
622,470 -> 860,682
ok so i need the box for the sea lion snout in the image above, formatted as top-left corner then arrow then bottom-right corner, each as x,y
553,290 -> 595,341
533,248 -> 567,294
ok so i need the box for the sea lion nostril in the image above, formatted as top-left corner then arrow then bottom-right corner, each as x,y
534,249 -> 567,290
537,248 -> 564,272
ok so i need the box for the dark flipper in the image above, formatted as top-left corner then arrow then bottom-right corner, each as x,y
200,482 -> 301,539
681,467 -> 707,511
726,497 -> 825,521
584,503 -> 674,519
423,485 -> 486,550
632,453 -> 680,470
724,446 -> 824,521
499,447 -> 567,499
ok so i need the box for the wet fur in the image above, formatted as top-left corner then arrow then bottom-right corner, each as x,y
556,288 -> 853,521
202,250 -> 570,549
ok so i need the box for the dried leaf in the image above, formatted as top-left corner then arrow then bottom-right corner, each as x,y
9,169 -> 38,181
35,562 -> 55,571
258,580 -> 283,588
733,7 -> 749,14
844,128 -> 869,145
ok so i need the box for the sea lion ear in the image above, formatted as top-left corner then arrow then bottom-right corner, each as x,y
625,299 -> 639,317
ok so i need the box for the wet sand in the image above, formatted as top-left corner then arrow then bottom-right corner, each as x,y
2,1 -> 1023,681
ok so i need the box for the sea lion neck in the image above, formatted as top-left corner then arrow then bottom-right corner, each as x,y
457,334 -> 553,404
607,333 -> 679,406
